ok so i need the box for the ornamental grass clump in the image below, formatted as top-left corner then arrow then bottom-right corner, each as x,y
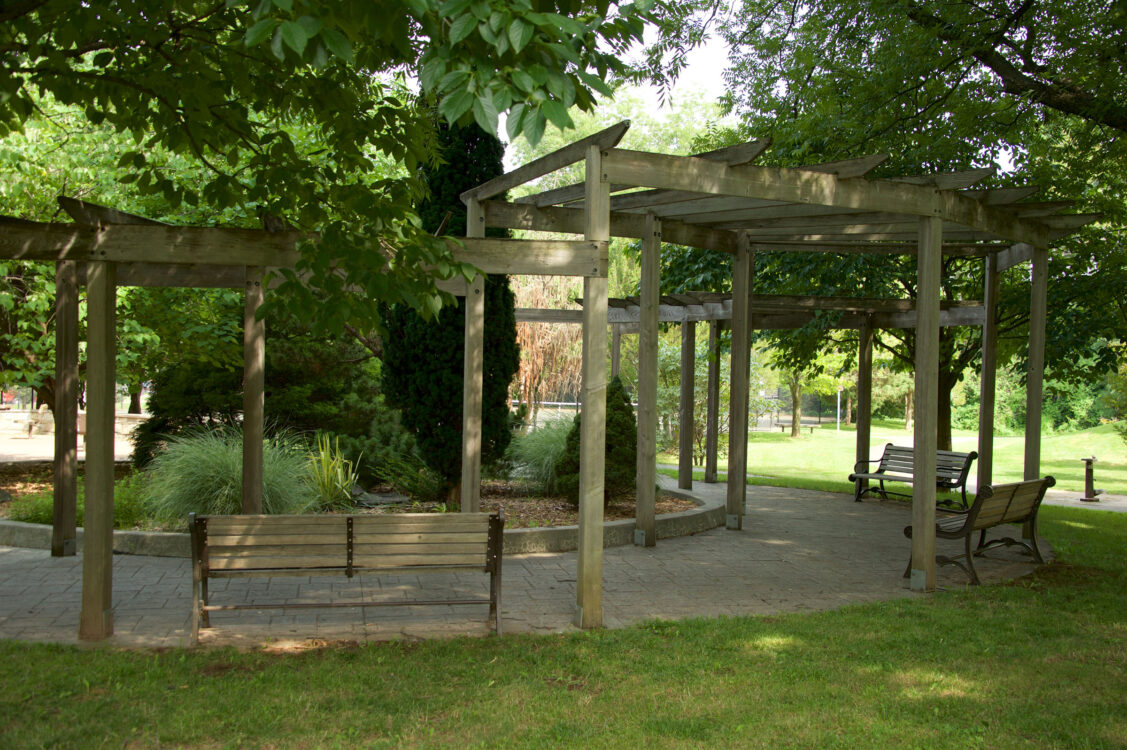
146,426 -> 316,522
505,418 -> 572,496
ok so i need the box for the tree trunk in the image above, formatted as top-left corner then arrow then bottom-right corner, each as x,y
128,390 -> 143,414
904,389 -> 914,430
845,394 -> 853,426
790,381 -> 802,437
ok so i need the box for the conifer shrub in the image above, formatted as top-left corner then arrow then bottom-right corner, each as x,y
554,376 -> 638,506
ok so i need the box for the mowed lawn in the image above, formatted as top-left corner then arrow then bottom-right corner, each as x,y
660,422 -> 1127,496
1,505 -> 1125,748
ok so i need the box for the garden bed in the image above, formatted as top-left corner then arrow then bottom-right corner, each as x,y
0,465 -> 695,530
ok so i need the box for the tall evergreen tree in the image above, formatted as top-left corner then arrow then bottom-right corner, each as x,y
382,123 -> 520,498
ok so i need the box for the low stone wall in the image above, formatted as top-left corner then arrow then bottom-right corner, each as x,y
0,488 -> 726,558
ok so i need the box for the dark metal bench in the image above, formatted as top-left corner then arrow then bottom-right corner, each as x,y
849,443 -> 977,509
189,511 -> 504,644
903,476 -> 1055,585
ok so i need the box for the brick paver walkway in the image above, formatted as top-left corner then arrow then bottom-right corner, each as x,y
0,479 -> 1051,648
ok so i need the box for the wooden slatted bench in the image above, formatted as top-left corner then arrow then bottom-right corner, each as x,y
849,443 -> 977,509
189,511 -> 504,644
903,476 -> 1054,585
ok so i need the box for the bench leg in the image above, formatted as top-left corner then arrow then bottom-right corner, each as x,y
490,568 -> 502,637
964,534 -> 981,585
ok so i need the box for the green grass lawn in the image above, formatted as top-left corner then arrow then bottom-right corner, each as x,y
2,505 -> 1124,748
659,422 -> 1127,496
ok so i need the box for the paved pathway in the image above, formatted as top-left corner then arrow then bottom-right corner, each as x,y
0,479 -> 1053,649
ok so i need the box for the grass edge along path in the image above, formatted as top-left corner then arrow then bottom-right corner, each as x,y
1,506 -> 1124,748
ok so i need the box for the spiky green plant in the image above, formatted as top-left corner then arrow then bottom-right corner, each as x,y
308,433 -> 359,511
145,426 -> 316,522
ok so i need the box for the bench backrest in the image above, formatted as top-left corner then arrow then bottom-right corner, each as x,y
968,476 -> 1055,531
190,512 -> 502,575
877,444 -> 977,481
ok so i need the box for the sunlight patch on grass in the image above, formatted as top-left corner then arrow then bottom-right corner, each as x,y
892,670 -> 976,701
743,634 -> 801,653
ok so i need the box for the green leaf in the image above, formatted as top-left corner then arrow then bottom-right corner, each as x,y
540,99 -> 573,130
511,69 -> 534,93
297,16 -> 323,38
279,20 -> 308,56
438,89 -> 475,123
245,18 -> 277,47
472,95 -> 498,135
419,56 -> 445,92
320,28 -> 353,62
522,109 -> 546,146
506,103 -> 526,141
449,14 -> 477,44
508,19 -> 534,53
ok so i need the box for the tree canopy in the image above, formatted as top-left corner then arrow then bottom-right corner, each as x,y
0,0 -> 653,330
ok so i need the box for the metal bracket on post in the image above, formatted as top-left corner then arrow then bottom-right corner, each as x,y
910,568 -> 928,592
633,528 -> 648,546
726,514 -> 742,531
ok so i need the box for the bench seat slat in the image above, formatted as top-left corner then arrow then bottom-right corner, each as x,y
350,531 -> 490,545
209,555 -> 344,570
353,542 -> 488,556
206,518 -> 345,535
353,553 -> 487,567
207,533 -> 345,546
209,543 -> 345,558
353,514 -> 491,527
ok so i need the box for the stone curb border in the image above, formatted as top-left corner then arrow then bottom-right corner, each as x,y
0,488 -> 725,558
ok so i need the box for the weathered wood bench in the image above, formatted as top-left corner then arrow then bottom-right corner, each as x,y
849,443 -> 977,509
189,511 -> 504,644
777,422 -> 815,434
903,476 -> 1054,585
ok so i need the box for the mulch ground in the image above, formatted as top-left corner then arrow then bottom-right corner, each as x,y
0,467 -> 697,529
369,479 -> 695,528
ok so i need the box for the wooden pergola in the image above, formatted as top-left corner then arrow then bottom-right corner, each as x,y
0,118 -> 1095,640
1,195 -> 608,641
460,120 -> 1095,624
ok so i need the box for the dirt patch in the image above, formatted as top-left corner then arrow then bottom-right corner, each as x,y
356,479 -> 696,528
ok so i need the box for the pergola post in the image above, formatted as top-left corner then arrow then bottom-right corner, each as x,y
242,266 -> 265,515
611,326 -> 621,379
910,216 -> 942,592
978,252 -> 1000,489
678,320 -> 696,489
461,199 -> 486,513
855,316 -> 873,500
704,320 -> 721,484
726,232 -> 753,530
78,260 -> 115,641
576,145 -> 609,628
1025,245 -> 1048,480
52,260 -> 79,557
635,214 -> 660,547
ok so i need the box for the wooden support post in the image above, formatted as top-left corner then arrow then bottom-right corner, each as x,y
242,267 -> 265,515
1024,246 -> 1048,481
611,326 -> 621,378
635,214 -> 660,547
704,320 -> 721,484
911,217 -> 942,592
726,233 -> 753,530
460,199 -> 486,513
977,253 -> 1000,489
576,145 -> 609,628
78,260 -> 115,640
52,260 -> 79,557
855,316 -> 873,500
460,199 -> 487,513
678,321 -> 696,489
